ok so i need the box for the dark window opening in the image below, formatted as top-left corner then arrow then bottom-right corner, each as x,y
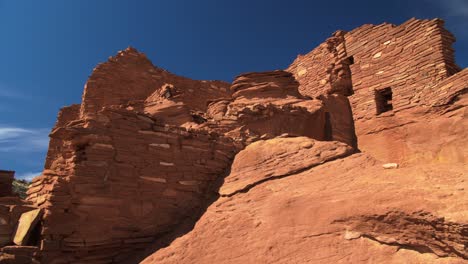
191,114 -> 207,124
343,56 -> 354,65
25,220 -> 42,246
375,87 -> 393,115
324,112 -> 333,141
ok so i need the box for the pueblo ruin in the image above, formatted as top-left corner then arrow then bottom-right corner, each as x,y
0,18 -> 467,263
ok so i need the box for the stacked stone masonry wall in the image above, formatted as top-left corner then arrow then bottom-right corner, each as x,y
422,68 -> 468,107
5,18 -> 465,264
26,109 -> 239,263
80,47 -> 231,119
287,18 -> 464,121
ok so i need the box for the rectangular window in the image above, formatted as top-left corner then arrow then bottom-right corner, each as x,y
375,87 -> 393,114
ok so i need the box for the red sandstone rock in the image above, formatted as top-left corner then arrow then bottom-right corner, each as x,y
2,17 -> 467,264
219,137 -> 354,196
0,171 -> 14,197
202,70 -> 356,145
0,171 -> 37,251
142,154 -> 467,264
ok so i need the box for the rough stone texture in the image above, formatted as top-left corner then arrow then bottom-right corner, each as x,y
356,97 -> 468,165
219,137 -> 354,196
80,47 -> 231,119
287,18 -> 462,119
2,17 -> 467,264
318,94 -> 357,148
0,246 -> 40,264
201,70 -> 354,145
140,18 -> 467,264
422,68 -> 468,107
0,174 -> 39,263
17,49 -> 344,263
0,170 -> 38,257
287,17 -> 467,164
25,108 -> 239,263
0,198 -> 36,248
0,171 -> 14,197
142,153 -> 467,264
13,209 -> 42,246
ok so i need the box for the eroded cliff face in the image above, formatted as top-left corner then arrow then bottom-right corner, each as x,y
0,43 -> 357,262
142,18 -> 467,264
287,18 -> 467,165
0,17 -> 466,264
142,153 -> 467,264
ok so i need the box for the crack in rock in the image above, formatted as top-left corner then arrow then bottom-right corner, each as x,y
334,210 -> 468,259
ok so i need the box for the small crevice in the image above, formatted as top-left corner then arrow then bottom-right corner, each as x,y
335,211 -> 468,259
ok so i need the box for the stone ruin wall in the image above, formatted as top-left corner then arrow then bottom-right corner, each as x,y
0,171 -> 14,197
0,170 -> 39,262
287,17 -> 467,164
26,106 -> 239,263
23,54 -> 358,262
287,18 -> 465,122
80,47 -> 231,119
1,18 -> 466,264
422,68 -> 468,107
22,48 -> 243,262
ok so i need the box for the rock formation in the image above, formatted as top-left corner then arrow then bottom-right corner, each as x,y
0,18 -> 466,263
0,171 -> 40,263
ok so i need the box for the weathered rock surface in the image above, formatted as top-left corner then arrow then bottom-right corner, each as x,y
0,171 -> 14,197
142,154 -> 467,264
2,17 -> 467,264
0,172 -> 40,263
202,71 -> 356,145
13,51 -> 349,263
13,209 -> 42,246
356,93 -> 468,165
219,137 -> 354,196
140,18 -> 467,264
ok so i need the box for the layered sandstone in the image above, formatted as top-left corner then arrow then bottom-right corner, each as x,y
287,17 -> 467,164
142,18 -> 467,264
143,152 -> 467,264
1,17 -> 467,264
7,44 -> 352,263
203,71 -> 342,144
0,171 -> 40,263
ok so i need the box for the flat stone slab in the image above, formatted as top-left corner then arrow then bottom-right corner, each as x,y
13,209 -> 42,246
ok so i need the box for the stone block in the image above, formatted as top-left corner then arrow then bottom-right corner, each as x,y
13,209 -> 42,246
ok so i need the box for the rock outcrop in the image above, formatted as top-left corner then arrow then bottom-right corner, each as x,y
142,154 -> 467,264
141,18 -> 467,264
0,171 -> 40,263
219,137 -> 354,196
202,71 -> 344,144
3,46 -> 353,263
0,171 -> 14,197
287,18 -> 467,164
1,17 -> 467,264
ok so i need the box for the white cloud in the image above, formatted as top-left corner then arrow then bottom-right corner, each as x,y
0,84 -> 27,100
15,171 -> 41,181
0,126 -> 50,152
443,0 -> 468,17
423,0 -> 468,40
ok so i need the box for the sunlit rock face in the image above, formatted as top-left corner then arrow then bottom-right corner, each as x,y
1,17 -> 467,264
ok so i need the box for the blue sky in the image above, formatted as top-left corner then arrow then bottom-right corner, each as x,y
0,0 -> 467,181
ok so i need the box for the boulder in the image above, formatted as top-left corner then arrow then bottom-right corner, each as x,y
13,209 -> 42,246
219,137 -> 354,196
